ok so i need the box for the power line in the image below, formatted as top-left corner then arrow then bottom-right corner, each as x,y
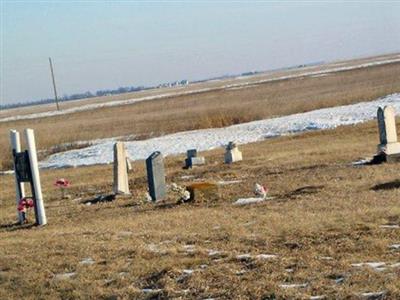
48,57 -> 60,111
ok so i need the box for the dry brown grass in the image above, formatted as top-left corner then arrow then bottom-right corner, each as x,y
1,52 -> 398,119
1,119 -> 400,299
1,61 -> 400,171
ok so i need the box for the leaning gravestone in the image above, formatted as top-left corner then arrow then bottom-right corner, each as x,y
376,106 -> 400,161
224,141 -> 243,164
185,149 -> 205,168
146,151 -> 166,201
113,142 -> 130,195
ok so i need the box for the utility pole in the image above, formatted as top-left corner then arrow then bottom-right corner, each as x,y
48,57 -> 60,111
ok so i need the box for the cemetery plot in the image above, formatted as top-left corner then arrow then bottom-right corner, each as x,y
1,117 -> 400,299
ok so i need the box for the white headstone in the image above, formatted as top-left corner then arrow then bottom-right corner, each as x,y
377,106 -> 400,155
113,142 -> 130,195
224,142 -> 242,164
384,106 -> 398,143
25,129 -> 47,225
10,130 -> 25,223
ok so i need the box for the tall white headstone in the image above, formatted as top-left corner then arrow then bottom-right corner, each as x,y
25,129 -> 47,225
10,130 -> 25,223
377,106 -> 400,155
113,142 -> 130,195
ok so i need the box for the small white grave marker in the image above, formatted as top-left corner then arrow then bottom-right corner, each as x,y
224,141 -> 242,164
113,142 -> 130,195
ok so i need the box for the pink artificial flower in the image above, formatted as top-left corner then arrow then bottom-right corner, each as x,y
18,197 -> 34,211
55,178 -> 70,188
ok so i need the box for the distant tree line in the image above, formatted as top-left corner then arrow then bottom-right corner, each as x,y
1,85 -> 148,110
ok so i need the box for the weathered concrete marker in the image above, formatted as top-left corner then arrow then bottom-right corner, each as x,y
185,149 -> 205,168
113,142 -> 130,195
224,141 -> 242,164
146,151 -> 166,201
377,106 -> 400,159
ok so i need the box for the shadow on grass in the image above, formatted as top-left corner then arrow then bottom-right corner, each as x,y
125,202 -> 182,212
372,180 -> 400,191
282,185 -> 325,199
0,222 -> 36,232
82,194 -> 116,205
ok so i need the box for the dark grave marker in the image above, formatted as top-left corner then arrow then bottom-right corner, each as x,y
13,150 -> 32,183
146,151 -> 166,201
185,149 -> 205,168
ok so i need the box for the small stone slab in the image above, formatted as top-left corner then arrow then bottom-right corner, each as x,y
54,272 -> 76,280
184,149 -> 205,168
224,142 -> 243,164
279,283 -> 308,289
190,156 -> 205,166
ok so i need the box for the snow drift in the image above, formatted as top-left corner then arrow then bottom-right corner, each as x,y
39,93 -> 400,169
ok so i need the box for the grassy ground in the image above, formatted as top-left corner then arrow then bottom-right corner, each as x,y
1,60 -> 400,171
1,120 -> 399,299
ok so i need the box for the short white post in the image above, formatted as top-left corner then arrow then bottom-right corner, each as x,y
10,130 -> 25,223
25,129 -> 47,225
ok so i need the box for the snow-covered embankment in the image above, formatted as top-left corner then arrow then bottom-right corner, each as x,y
39,93 -> 400,169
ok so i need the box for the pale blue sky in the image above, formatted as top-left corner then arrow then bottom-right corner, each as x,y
1,1 -> 400,105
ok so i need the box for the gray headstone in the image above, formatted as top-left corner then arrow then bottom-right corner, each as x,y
224,142 -> 242,164
376,106 -> 400,155
226,141 -> 237,151
13,150 -> 32,182
187,149 -> 197,159
377,107 -> 387,145
146,151 -> 166,201
185,149 -> 205,168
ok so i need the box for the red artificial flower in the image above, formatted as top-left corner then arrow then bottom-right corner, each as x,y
55,178 -> 70,188
18,197 -> 34,211
26,198 -> 34,207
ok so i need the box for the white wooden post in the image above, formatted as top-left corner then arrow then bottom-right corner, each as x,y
10,130 -> 25,223
25,129 -> 47,225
